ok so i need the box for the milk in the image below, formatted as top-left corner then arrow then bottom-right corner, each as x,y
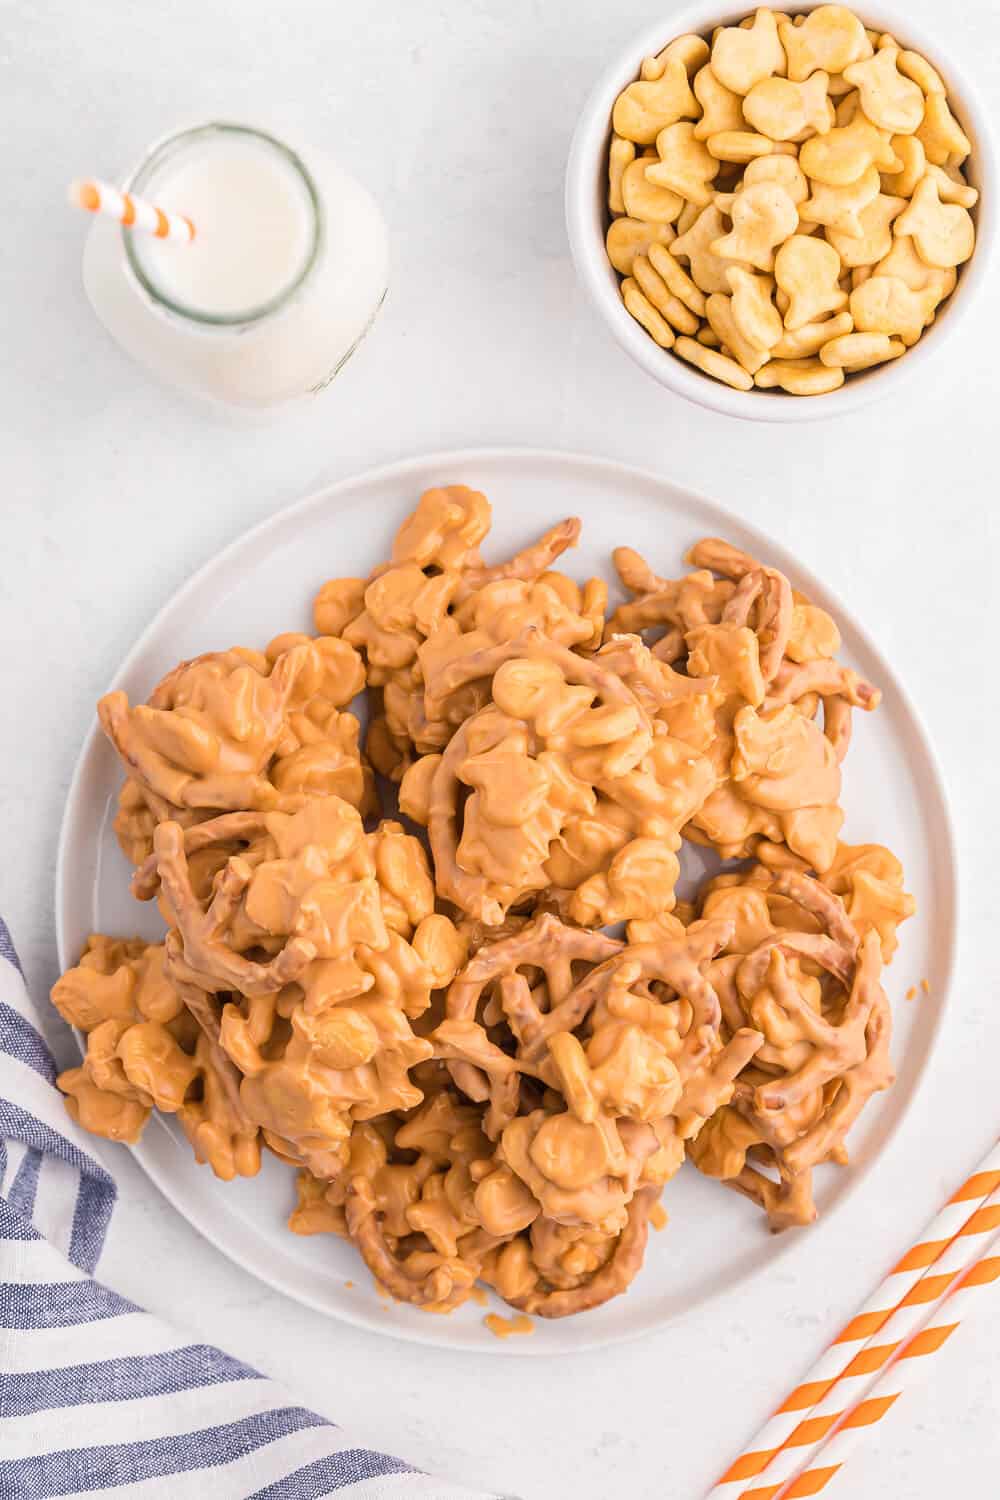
83,123 -> 389,408
132,135 -> 317,320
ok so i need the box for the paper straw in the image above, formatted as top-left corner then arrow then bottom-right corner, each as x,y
707,1137 -> 1000,1498
69,178 -> 195,241
765,1240 -> 1000,1499
736,1182 -> 1000,1499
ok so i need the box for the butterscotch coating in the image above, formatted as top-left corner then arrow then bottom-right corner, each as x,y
53,936 -> 260,1180
822,840 -> 915,960
410,571 -> 607,754
497,1187 -> 659,1318
320,487 -> 586,778
410,629 -> 715,927
105,635 -> 369,869
434,914 -> 761,1236
384,485 -> 493,574
613,538 -> 878,869
53,504 -> 916,1322
149,797 -> 464,1180
291,1095 -> 533,1312
700,702 -> 845,870
99,644 -> 315,814
287,909 -> 759,1318
609,547 -> 736,644
690,869 -> 895,1227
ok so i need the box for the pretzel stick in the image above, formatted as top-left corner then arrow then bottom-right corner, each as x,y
454,517 -> 581,601
172,978 -> 256,1134
707,1138 -> 1000,1496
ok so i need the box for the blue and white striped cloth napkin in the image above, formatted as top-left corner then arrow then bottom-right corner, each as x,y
0,918 -> 504,1499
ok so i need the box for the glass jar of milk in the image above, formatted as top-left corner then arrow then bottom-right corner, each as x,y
83,122 -> 389,409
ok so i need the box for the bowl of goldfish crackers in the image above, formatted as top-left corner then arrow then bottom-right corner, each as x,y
566,2 -> 994,419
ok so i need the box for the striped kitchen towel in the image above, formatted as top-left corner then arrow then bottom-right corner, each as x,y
0,919 -> 505,1499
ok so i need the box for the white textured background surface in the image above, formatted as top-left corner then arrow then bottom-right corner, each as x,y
2,1 -> 999,1495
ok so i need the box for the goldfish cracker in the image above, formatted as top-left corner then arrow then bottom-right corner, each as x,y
800,115 -> 901,187
755,358 -> 845,394
710,182 -> 799,273
842,47 -> 925,135
924,162 -> 978,209
743,153 -> 809,205
608,136 -> 636,215
742,74 -> 833,142
771,308 -> 854,358
672,204 -> 748,294
621,278 -> 676,348
818,331 -> 904,370
834,90 -> 860,128
693,65 -> 745,140
894,174 -> 975,268
632,255 -> 701,334
726,266 -> 782,351
896,49 -> 945,98
705,291 -> 772,373
874,235 -> 956,302
706,131 -> 774,164
881,134 -> 925,197
606,6 -> 976,397
778,6 -> 870,82
647,123 -> 719,206
606,217 -> 677,275
774,235 -> 847,329
621,159 -> 684,224
642,34 -> 711,81
915,94 -> 971,166
849,274 -> 932,345
674,335 -> 754,389
675,199 -> 701,236
612,61 -> 699,145
711,8 -> 785,97
800,165 -> 880,237
825,193 -> 906,268
647,241 -> 707,317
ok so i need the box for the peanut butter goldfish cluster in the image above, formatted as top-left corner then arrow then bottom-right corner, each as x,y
607,6 -> 978,394
51,486 -> 914,1319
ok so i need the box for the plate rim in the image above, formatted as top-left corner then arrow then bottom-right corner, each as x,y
55,444 -> 959,1355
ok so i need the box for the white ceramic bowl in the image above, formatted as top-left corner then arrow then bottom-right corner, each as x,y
566,1 -> 996,421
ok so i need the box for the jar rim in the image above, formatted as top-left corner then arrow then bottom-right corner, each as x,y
123,121 -> 323,328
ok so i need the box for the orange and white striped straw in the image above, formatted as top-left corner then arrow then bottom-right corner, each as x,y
759,1240 -> 1000,1498
707,1136 -> 1000,1500
69,178 -> 195,241
735,1182 -> 1000,1499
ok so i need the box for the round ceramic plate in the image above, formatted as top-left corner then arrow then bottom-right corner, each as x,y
56,448 -> 956,1354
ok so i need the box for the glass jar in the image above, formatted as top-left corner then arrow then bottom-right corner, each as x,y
82,122 -> 389,409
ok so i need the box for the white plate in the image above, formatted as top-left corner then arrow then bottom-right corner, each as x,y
56,448 -> 956,1355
